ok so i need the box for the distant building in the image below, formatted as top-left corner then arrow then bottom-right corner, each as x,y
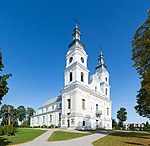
126,123 -> 144,130
31,24 -> 112,130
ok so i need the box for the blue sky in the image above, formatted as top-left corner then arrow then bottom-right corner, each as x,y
0,0 -> 149,123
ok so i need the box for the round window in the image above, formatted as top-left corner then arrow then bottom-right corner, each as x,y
69,57 -> 73,63
81,57 -> 84,63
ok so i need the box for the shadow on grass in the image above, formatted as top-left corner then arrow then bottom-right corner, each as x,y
108,131 -> 150,139
78,129 -> 114,135
0,136 -> 12,146
125,141 -> 144,145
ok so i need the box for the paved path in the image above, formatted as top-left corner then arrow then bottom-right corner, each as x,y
19,129 -> 112,146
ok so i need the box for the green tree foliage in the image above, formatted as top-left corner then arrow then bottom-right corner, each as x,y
0,104 -> 14,125
26,107 -> 35,125
112,119 -> 118,129
17,105 -> 26,124
7,124 -> 14,136
132,10 -> 150,118
0,51 -> 12,104
117,107 -> 127,129
0,126 -> 4,135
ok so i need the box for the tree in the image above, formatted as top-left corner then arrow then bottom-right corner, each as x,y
26,107 -> 35,125
0,51 -> 12,104
117,107 -> 127,129
12,108 -> 19,127
0,104 -> 14,125
132,10 -> 150,118
17,105 -> 26,124
112,118 -> 118,129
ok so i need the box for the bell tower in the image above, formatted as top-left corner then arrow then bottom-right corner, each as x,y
64,23 -> 89,87
95,50 -> 110,98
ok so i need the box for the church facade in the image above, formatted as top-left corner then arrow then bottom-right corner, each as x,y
31,24 -> 112,130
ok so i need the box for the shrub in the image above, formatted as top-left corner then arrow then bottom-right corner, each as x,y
13,120 -> 19,127
0,126 -> 4,135
41,125 -> 47,128
50,124 -> 55,128
7,125 -> 14,136
3,125 -> 7,135
33,126 -> 40,128
21,120 -> 30,128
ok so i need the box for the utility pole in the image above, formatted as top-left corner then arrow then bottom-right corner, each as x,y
8,105 -> 10,125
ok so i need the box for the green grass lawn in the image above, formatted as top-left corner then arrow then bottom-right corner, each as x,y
48,130 -> 90,141
0,128 -> 47,146
92,131 -> 150,146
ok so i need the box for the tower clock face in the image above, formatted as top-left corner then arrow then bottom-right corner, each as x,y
69,57 -> 73,63
81,57 -> 84,63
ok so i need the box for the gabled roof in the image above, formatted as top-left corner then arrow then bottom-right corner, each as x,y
41,95 -> 62,107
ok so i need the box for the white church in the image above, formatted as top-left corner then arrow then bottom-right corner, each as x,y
31,24 -> 112,130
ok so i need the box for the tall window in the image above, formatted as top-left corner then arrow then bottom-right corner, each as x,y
59,113 -> 61,121
70,72 -> 72,82
96,104 -> 98,110
107,108 -> 109,115
52,105 -> 54,110
81,72 -> 84,82
67,99 -> 71,109
83,121 -> 85,126
50,115 -> 52,123
59,103 -> 62,108
95,87 -> 97,92
105,88 -> 107,95
43,116 -> 45,123
82,99 -> 85,110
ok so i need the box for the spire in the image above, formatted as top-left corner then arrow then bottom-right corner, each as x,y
95,48 -> 107,71
72,20 -> 81,41
68,21 -> 85,48
98,49 -> 104,65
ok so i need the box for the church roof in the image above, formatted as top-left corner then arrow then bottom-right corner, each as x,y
42,95 -> 62,107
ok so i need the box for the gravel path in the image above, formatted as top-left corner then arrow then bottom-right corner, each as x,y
18,129 -> 111,146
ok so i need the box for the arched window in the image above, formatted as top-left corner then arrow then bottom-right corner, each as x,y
105,88 -> 107,95
107,108 -> 109,115
81,72 -> 84,82
105,77 -> 107,82
70,72 -> 72,82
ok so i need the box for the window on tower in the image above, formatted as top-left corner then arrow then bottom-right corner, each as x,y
70,72 -> 72,82
107,107 -> 109,115
96,104 -> 98,110
69,57 -> 73,63
105,88 -> 108,95
67,99 -> 71,109
81,72 -> 84,82
105,77 -> 107,82
82,99 -> 85,110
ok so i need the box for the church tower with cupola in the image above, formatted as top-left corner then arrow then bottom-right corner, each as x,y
95,50 -> 110,98
64,23 -> 89,87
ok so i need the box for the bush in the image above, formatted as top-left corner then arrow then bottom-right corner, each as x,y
21,120 -> 30,128
13,120 -> 19,127
33,126 -> 40,128
50,124 -> 55,128
0,126 -> 4,135
7,125 -> 14,136
41,125 -> 47,128
3,125 -> 7,135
